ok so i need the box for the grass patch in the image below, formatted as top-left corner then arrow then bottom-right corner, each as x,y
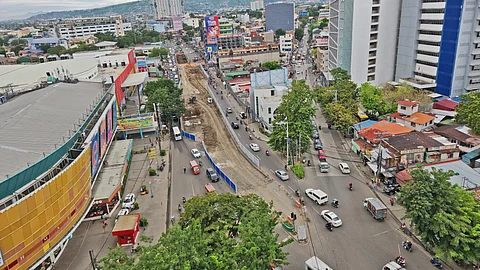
291,165 -> 305,179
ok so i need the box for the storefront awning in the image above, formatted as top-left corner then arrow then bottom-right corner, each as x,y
121,72 -> 148,88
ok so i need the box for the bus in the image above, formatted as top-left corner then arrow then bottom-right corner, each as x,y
172,126 -> 182,141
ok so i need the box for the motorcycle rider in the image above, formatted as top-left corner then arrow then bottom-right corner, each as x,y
265,150 -> 269,156
325,222 -> 333,230
332,199 -> 339,207
182,196 -> 186,203
402,240 -> 412,250
349,183 -> 353,190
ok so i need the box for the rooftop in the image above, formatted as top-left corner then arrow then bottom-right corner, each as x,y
423,160 -> 480,189
353,120 -> 378,131
387,132 -> 444,151
359,120 -> 414,141
93,140 -> 133,200
112,214 -> 140,233
391,112 -> 435,125
434,125 -> 480,147
95,41 -> 118,47
397,100 -> 418,106
0,82 -> 104,179
433,99 -> 458,111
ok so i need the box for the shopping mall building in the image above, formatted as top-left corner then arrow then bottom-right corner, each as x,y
0,49 -> 151,270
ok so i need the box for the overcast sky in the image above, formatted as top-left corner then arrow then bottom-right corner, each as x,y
0,0 -> 138,20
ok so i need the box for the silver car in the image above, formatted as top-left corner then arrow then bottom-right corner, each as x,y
275,170 -> 289,181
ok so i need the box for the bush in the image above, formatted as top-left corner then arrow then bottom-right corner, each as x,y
160,149 -> 166,156
291,165 -> 305,179
148,168 -> 156,176
139,217 -> 148,227
133,202 -> 139,210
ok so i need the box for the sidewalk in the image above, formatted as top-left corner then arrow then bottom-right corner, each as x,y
55,135 -> 170,269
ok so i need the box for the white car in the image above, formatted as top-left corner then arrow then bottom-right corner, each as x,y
339,163 -> 351,174
321,210 -> 343,227
191,148 -> 201,158
115,208 -> 130,223
226,107 -> 233,113
122,193 -> 136,209
249,143 -> 260,152
275,169 -> 289,181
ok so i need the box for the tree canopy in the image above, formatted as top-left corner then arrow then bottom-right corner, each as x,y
149,47 -> 169,58
295,28 -> 304,42
398,167 -> 480,263
275,29 -> 286,37
268,80 -> 317,163
144,79 -> 185,124
358,82 -> 396,117
455,91 -> 480,134
261,61 -> 281,70
99,193 -> 291,270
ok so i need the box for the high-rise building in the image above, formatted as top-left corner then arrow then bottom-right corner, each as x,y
153,0 -> 184,20
265,3 -> 295,32
328,0 -> 401,86
50,16 -> 132,39
250,0 -> 264,11
395,0 -> 477,97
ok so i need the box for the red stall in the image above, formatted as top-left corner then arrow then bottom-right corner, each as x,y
112,214 -> 141,246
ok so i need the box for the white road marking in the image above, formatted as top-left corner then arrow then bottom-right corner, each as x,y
273,189 -> 282,197
312,207 -> 321,215
372,230 -> 390,237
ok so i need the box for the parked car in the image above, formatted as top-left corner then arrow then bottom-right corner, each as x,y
321,210 -> 343,227
115,208 -> 130,223
191,148 -> 201,158
339,163 -> 351,174
317,150 -> 327,161
275,169 -> 289,181
239,112 -> 247,119
249,143 -> 260,152
383,184 -> 401,195
122,193 -> 136,209
231,122 -> 239,129
314,139 -> 323,150
206,168 -> 219,182
313,130 -> 319,139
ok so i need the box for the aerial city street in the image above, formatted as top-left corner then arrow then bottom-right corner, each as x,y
0,1 -> 480,270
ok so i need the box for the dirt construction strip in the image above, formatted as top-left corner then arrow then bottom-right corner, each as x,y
181,66 -> 272,193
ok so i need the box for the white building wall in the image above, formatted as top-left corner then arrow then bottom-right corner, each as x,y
350,2 -> 371,85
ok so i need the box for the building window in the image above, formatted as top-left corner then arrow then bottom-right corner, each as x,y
448,153 -> 454,159
268,107 -> 272,114
429,120 -> 433,125
270,90 -> 275,96
417,50 -> 439,57
411,122 -> 416,127
400,106 -> 406,110
268,118 -> 272,124
416,60 -> 438,67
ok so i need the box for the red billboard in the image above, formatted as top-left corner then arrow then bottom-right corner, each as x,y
205,16 -> 219,44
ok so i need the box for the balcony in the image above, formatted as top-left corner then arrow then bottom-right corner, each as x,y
416,53 -> 439,64
418,34 -> 442,43
417,44 -> 440,53
420,13 -> 444,21
419,24 -> 443,32
422,2 -> 446,9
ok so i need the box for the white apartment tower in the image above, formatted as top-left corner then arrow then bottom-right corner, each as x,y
153,0 -> 184,20
328,0 -> 401,86
395,0 -> 479,97
52,16 -> 132,39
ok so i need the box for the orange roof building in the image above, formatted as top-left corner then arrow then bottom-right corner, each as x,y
358,120 -> 414,143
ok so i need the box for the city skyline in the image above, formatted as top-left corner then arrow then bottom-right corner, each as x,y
1,0 -> 138,20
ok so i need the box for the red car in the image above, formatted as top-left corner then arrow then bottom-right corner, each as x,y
317,150 -> 326,161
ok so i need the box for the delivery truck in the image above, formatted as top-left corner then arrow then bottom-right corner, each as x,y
363,197 -> 387,220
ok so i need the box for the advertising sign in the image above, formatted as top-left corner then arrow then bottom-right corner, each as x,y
148,147 -> 157,159
205,16 -> 219,44
113,101 -> 117,130
172,16 -> 183,31
117,115 -> 155,130
107,108 -> 113,142
100,120 -> 107,158
91,133 -> 100,176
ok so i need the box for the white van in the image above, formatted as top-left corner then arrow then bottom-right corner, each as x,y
305,189 -> 328,205
305,256 -> 333,270
319,162 -> 329,173
172,126 -> 182,141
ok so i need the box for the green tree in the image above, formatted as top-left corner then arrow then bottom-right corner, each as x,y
398,168 -> 480,263
183,23 -> 194,31
322,102 -> 357,132
261,61 -> 281,70
275,28 -> 286,37
358,82 -> 395,116
94,32 -> 116,42
10,39 -> 27,46
99,194 -> 291,269
318,18 -> 329,28
295,28 -> 304,42
12,45 -> 23,56
148,47 -> 161,57
455,91 -> 480,134
269,80 -> 317,161
0,47 -> 6,55
47,45 -> 66,55
144,79 -> 185,123
39,44 -> 51,52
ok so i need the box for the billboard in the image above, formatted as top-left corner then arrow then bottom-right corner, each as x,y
172,16 -> 183,31
205,16 -> 219,44
117,115 -> 155,130
91,133 -> 100,176
100,119 -> 107,158
113,100 -> 117,131
107,108 -> 113,142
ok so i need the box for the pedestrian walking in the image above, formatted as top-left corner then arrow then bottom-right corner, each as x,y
390,198 -> 395,206
284,164 -> 288,171
300,197 -> 305,205
373,182 -> 377,190
183,167 -> 186,174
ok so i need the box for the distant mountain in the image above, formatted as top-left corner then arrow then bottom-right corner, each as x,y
26,0 -> 254,21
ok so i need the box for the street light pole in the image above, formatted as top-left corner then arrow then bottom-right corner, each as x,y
153,103 -> 162,152
286,119 -> 289,166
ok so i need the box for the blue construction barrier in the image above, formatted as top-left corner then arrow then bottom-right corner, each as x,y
202,142 -> 237,193
181,130 -> 196,141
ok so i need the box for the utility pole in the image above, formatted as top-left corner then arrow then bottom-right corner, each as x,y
153,103 -> 162,152
88,250 -> 97,270
286,119 -> 289,166
374,131 -> 389,182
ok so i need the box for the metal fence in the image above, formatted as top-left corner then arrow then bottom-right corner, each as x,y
201,141 -> 237,193
200,67 -> 260,167
181,130 -> 196,141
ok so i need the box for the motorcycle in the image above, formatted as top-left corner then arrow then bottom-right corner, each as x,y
295,189 -> 300,197
307,160 -> 311,166
402,241 -> 413,252
178,204 -> 182,212
249,134 -> 252,140
348,184 -> 353,191
430,258 -> 443,269
325,223 -> 333,231
265,150 -> 270,156
182,197 -> 186,204
331,200 -> 339,208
